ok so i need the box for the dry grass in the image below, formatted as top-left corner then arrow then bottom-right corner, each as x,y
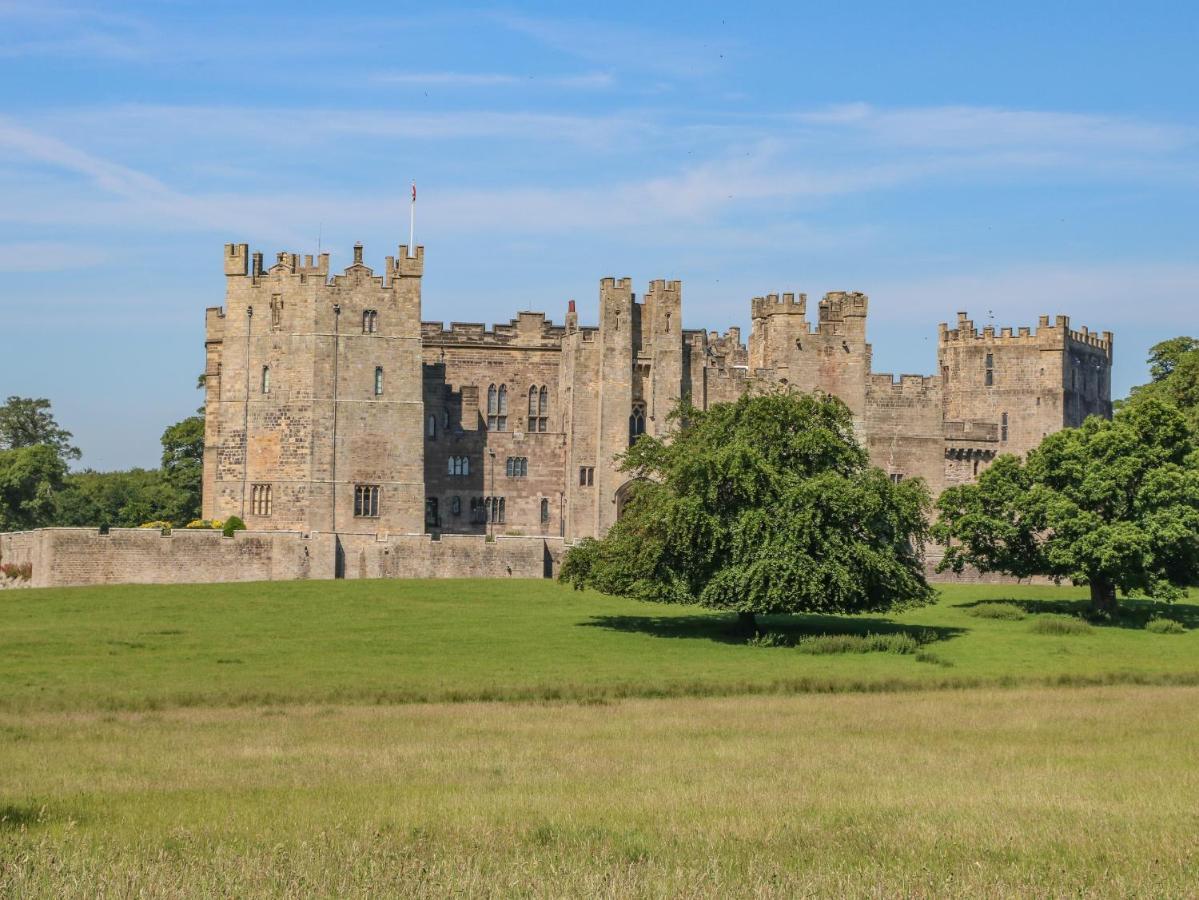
3,685 -> 1198,897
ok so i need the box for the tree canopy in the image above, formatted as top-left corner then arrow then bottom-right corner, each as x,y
0,396 -> 80,461
1119,335 -> 1199,430
559,390 -> 935,625
933,398 -> 1199,615
0,445 -> 68,531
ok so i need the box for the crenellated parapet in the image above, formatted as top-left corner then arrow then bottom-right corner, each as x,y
751,292 -> 808,319
421,312 -> 566,348
868,373 -> 940,399
939,311 -> 1113,357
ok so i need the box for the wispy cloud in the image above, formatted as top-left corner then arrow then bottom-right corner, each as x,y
368,70 -> 614,89
0,240 -> 106,272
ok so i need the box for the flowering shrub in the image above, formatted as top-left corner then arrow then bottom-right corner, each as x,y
139,521 -> 172,534
185,519 -> 224,530
1,562 -> 33,581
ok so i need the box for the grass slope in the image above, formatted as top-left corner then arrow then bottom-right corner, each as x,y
0,579 -> 1196,711
3,687 -> 1198,896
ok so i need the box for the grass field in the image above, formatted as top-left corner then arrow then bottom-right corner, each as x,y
0,579 -> 1197,711
3,579 -> 1199,897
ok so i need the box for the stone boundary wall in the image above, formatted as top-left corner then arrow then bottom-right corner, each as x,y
0,531 -> 36,590
0,528 -> 564,589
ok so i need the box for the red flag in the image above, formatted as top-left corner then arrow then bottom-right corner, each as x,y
411,182 -> 416,202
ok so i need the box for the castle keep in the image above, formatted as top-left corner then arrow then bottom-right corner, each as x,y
201,242 -> 1113,544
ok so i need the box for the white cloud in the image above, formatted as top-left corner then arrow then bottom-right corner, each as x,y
0,241 -> 106,271
368,70 -> 614,89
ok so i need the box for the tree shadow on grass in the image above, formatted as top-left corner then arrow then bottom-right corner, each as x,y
580,612 -> 966,646
0,803 -> 57,831
955,597 -> 1199,630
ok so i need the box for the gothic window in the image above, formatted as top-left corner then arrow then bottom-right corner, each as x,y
487,384 -> 507,431
362,310 -> 378,334
449,455 -> 470,476
1001,412 -> 1009,442
250,484 -> 272,516
426,413 -> 437,439
506,457 -> 527,478
540,498 -> 550,524
261,366 -> 270,394
579,466 -> 594,486
447,457 -> 455,476
270,295 -> 283,330
375,367 -> 384,396
538,386 -> 549,431
353,484 -> 380,518
450,495 -> 461,516
985,353 -> 994,387
665,311 -> 671,333
484,496 -> 506,524
425,497 -> 439,527
629,402 -> 646,446
528,386 -> 538,419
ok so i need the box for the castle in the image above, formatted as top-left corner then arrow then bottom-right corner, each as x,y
200,242 -> 1113,543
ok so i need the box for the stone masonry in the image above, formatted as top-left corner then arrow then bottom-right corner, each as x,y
203,241 -> 1113,544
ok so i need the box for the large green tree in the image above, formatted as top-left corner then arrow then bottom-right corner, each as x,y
560,391 -> 935,627
0,445 -> 68,531
0,396 -> 80,461
160,412 -> 205,523
933,398 -> 1199,615
1119,336 -> 1199,429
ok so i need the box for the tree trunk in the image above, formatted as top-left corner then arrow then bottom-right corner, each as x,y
1089,576 -> 1118,618
737,611 -> 758,633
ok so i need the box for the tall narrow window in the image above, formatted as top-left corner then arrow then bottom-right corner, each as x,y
375,366 -> 384,396
985,352 -> 994,387
528,386 -> 538,420
251,484 -> 272,516
450,495 -> 461,516
629,402 -> 646,446
261,366 -> 270,394
538,386 -> 549,431
579,466 -> 594,486
1001,412 -> 1009,442
496,385 -> 508,431
540,498 -> 550,524
447,457 -> 455,476
426,414 -> 436,439
487,384 -> 498,431
486,497 -> 506,524
425,497 -> 439,527
353,484 -> 380,517
270,294 -> 283,330
362,310 -> 378,333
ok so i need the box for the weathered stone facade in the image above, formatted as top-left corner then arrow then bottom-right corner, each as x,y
203,242 -> 1113,543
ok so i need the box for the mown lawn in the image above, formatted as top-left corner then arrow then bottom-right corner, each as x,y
0,579 -> 1196,711
3,687 -> 1198,896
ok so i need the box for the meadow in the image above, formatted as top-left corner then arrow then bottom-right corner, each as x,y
3,579 -> 1199,897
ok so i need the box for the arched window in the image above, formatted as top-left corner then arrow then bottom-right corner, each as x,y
447,457 -> 455,476
498,385 -> 508,414
362,310 -> 378,333
985,353 -> 994,387
540,498 -> 550,524
487,384 -> 498,414
426,414 -> 436,439
528,386 -> 538,418
1001,412 -> 1008,442
487,384 -> 507,431
664,311 -> 671,333
375,366 -> 384,396
261,366 -> 270,394
629,402 -> 646,446
538,386 -> 549,431
451,496 -> 461,516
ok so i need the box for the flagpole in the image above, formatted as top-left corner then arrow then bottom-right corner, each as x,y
408,181 -> 416,258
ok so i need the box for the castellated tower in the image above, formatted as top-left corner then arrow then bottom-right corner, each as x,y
748,291 -> 872,428
938,312 -> 1113,468
203,242 -> 426,534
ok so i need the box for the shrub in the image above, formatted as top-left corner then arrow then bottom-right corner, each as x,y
1030,616 -> 1093,635
966,602 -> 1026,621
745,631 -> 793,648
139,521 -> 173,533
185,519 -> 223,530
1146,618 -> 1186,635
796,632 -> 918,655
222,516 -> 246,537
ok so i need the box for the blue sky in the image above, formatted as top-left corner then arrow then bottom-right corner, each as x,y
1,1 -> 1196,469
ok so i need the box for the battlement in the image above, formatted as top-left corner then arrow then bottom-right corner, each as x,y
421,312 -> 565,348
647,279 -> 682,294
939,311 -> 1112,355
600,277 -> 633,292
393,245 -> 424,278
751,292 -> 808,319
224,243 -> 248,276
819,291 -> 869,321
868,373 -> 940,399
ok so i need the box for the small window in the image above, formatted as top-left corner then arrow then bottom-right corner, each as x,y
889,473 -> 904,484
425,497 -> 439,527
579,466 -> 594,486
506,457 -> 527,478
973,459 -> 979,476
375,366 -> 384,396
484,496 -> 505,524
528,386 -> 538,418
538,386 -> 549,431
449,455 -> 470,476
451,496 -> 461,516
353,484 -> 380,518
271,295 -> 283,330
985,352 -> 994,387
629,402 -> 646,446
426,413 -> 437,439
540,498 -> 550,524
261,366 -> 270,394
250,483 -> 272,516
363,310 -> 378,333
1001,412 -> 1009,442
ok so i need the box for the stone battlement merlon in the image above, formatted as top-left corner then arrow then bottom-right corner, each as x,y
868,373 -> 941,397
751,292 -> 808,319
938,311 -> 1111,353
223,243 -> 422,285
421,313 -> 566,348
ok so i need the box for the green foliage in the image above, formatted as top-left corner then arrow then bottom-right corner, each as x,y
796,632 -> 919,655
0,396 -> 80,461
744,631 -> 793,648
1146,617 -> 1186,635
160,413 -> 204,523
966,602 -> 1026,621
934,398 -> 1199,614
0,445 -> 68,531
1120,336 -> 1199,430
222,515 -> 246,537
53,468 -> 193,529
561,391 -> 935,616
1030,616 -> 1093,636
